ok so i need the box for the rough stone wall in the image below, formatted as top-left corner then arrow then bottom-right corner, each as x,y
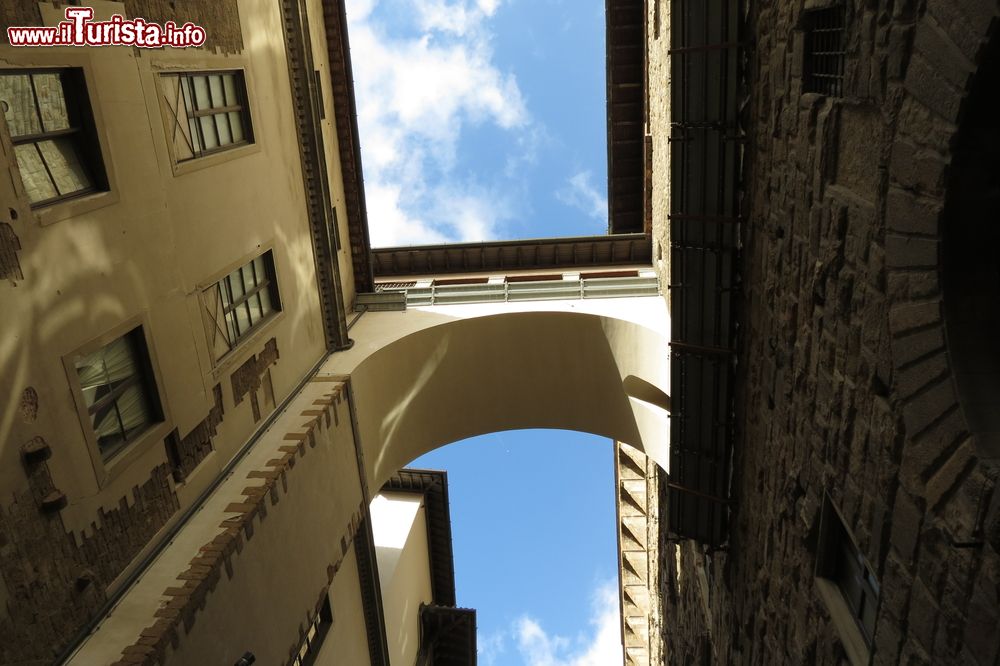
659,0 -> 1000,664
0,460 -> 178,665
647,0 -> 670,293
124,0 -> 243,54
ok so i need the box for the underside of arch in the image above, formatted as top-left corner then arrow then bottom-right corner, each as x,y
336,310 -> 670,490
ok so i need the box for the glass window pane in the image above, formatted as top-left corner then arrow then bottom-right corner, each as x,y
235,302 -> 252,336
32,72 -> 70,132
215,113 -> 232,146
222,73 -> 238,106
37,138 -> 92,195
252,256 -> 266,281
242,265 -> 256,292
14,144 -> 57,203
225,310 -> 239,343
179,76 -> 193,114
229,111 -> 245,142
191,75 -> 211,110
259,284 -> 273,316
250,293 -> 264,322
187,117 -> 203,154
208,75 -> 225,109
198,116 -> 219,150
229,271 -> 245,300
116,383 -> 153,439
0,73 -> 42,137
219,282 -> 231,307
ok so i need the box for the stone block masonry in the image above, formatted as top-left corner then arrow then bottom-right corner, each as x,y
656,0 -> 1000,663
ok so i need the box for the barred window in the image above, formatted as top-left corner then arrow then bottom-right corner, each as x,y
0,68 -> 107,206
803,5 -> 847,97
73,327 -> 163,462
161,70 -> 253,161
204,251 -> 281,361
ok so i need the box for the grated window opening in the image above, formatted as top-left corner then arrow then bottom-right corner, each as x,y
803,5 -> 847,97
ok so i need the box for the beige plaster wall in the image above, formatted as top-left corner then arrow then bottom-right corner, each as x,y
319,295 -> 671,489
313,547 -> 372,666
66,378 -> 365,665
0,0 -> 328,534
372,492 -> 434,666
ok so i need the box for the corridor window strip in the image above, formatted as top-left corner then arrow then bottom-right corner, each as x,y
370,272 -> 660,307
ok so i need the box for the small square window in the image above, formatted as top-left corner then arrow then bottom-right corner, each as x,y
0,68 -> 107,207
73,327 -> 163,462
816,496 -> 880,663
803,5 -> 847,97
204,251 -> 281,362
161,70 -> 253,162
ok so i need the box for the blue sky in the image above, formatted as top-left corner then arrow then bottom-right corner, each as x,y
346,0 -> 608,247
344,1 -> 620,664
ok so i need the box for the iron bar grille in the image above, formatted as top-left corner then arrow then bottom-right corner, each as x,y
668,0 -> 743,547
804,5 -> 847,97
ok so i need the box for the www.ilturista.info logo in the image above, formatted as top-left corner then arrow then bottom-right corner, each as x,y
7,7 -> 206,48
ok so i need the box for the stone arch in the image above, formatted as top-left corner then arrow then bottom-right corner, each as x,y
325,307 -> 670,491
885,5 -> 999,460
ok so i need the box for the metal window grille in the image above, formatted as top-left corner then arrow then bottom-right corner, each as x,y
804,5 -> 847,97
162,70 -> 253,161
205,251 -> 282,361
0,68 -> 106,207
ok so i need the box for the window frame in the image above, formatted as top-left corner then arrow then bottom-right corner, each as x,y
63,316 -> 172,487
0,64 -> 111,212
814,494 -> 879,666
200,248 -> 284,370
158,68 -> 255,167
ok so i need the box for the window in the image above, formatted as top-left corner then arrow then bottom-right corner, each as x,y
203,251 -> 281,361
0,68 -> 106,206
73,327 -> 163,462
161,70 -> 253,162
292,597 -> 333,666
815,497 -> 879,664
803,5 -> 847,97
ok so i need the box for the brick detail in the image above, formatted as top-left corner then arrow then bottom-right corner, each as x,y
0,463 -> 178,664
231,337 -> 279,407
0,222 -> 22,282
123,0 -> 243,54
164,384 -> 224,483
114,385 -> 354,665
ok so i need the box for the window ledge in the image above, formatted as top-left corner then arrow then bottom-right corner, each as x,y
815,577 -> 872,666
171,141 -> 260,177
35,188 -> 119,227
97,420 -> 175,489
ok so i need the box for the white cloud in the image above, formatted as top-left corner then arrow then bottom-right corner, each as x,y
509,581 -> 624,666
479,628 -> 507,666
346,0 -> 532,247
556,170 -> 608,225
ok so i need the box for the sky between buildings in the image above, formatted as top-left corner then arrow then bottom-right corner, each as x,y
344,1 -> 621,664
